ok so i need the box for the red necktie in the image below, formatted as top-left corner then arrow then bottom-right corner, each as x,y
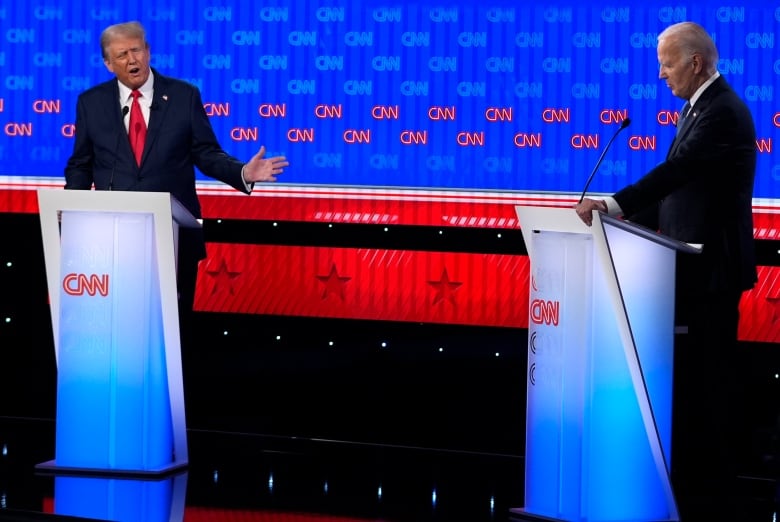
129,90 -> 147,166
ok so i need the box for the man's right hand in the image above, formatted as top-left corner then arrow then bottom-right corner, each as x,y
575,198 -> 608,226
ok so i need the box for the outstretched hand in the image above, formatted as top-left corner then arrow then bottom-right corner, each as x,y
574,197 -> 607,226
243,146 -> 289,183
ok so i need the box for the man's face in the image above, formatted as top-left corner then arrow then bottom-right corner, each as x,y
103,35 -> 151,90
657,37 -> 697,100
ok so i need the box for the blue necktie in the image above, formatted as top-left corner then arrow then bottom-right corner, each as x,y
676,101 -> 691,136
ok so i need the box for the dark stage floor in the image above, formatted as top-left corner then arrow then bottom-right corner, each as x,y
0,417 -> 778,522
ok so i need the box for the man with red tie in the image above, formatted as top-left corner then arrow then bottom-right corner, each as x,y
64,21 -> 289,322
64,20 -> 288,224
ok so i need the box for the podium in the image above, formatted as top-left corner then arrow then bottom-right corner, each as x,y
511,206 -> 701,522
53,472 -> 188,521
36,189 -> 200,475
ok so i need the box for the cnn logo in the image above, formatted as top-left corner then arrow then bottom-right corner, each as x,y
62,273 -> 109,297
530,299 -> 559,326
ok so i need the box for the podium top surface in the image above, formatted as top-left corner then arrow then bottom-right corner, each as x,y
600,213 -> 702,254
37,189 -> 201,229
515,205 -> 702,254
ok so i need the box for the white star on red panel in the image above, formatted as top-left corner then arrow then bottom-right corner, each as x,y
428,268 -> 463,306
205,258 -> 241,296
316,263 -> 351,300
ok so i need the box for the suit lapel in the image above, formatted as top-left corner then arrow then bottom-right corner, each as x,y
676,108 -> 695,139
141,71 -> 171,166
669,108 -> 697,155
104,80 -> 137,167
667,76 -> 725,157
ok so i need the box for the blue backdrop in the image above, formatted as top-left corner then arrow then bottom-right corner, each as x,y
1,1 -> 777,199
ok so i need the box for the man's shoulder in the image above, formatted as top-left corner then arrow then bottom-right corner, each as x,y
705,76 -> 742,104
77,77 -> 116,101
153,70 -> 200,94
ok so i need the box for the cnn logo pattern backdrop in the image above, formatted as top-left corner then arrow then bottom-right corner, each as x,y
0,2 -> 777,198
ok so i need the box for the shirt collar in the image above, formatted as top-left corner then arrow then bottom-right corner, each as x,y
118,69 -> 155,104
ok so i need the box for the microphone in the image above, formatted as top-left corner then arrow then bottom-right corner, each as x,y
109,105 -> 130,191
577,117 -> 631,203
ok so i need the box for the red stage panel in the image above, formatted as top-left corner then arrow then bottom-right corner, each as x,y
2,181 -> 779,341
195,243 -> 530,328
0,187 -> 45,213
196,243 -> 780,342
739,266 -> 780,344
196,186 -> 576,228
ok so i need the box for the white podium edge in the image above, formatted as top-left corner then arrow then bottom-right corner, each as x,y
590,211 -> 679,522
515,205 -> 693,522
37,189 -> 199,473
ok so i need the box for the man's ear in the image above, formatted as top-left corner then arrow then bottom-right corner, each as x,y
691,54 -> 703,74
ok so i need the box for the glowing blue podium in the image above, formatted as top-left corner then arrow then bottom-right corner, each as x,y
54,472 -> 188,521
36,189 -> 199,475
512,206 -> 701,522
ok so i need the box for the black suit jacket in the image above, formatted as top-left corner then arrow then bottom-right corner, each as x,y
64,69 -> 248,220
613,76 -> 757,293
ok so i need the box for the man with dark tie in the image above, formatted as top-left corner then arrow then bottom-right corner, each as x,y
64,21 -> 289,321
575,21 -> 757,520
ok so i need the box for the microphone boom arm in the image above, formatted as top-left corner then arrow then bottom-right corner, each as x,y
578,118 -> 631,203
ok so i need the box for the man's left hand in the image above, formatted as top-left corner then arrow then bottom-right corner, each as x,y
244,145 -> 289,183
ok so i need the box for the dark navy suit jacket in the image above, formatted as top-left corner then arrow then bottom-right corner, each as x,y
613,76 -> 757,293
64,69 -> 248,221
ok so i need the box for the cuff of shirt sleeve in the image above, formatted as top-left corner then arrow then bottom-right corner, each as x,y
604,196 -> 624,217
240,165 -> 253,192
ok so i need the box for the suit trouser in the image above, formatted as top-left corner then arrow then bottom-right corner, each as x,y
175,226 -> 206,350
672,278 -> 744,517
